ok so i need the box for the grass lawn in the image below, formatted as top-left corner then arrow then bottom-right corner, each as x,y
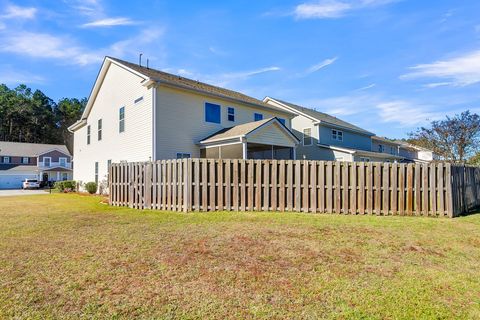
0,194 -> 479,319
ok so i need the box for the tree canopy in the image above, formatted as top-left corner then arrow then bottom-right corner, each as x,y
409,111 -> 480,163
0,84 -> 86,153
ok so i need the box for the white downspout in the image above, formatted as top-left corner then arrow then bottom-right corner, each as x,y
152,85 -> 157,161
242,138 -> 247,160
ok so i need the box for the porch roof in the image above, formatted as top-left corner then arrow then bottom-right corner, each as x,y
200,118 -> 299,147
41,166 -> 73,172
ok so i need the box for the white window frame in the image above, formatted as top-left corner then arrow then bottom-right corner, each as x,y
303,128 -> 312,146
359,157 -> 370,162
87,125 -> 91,144
176,153 -> 191,159
98,119 -> 102,141
62,172 -> 68,181
3,156 -> 10,164
332,129 -> 343,142
119,107 -> 125,133
43,157 -> 51,167
22,157 -> 29,164
227,107 -> 235,122
59,157 -> 67,167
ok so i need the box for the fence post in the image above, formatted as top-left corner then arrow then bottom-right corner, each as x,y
445,163 -> 454,218
183,158 -> 191,212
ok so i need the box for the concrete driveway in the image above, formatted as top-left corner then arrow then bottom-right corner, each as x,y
0,189 -> 50,197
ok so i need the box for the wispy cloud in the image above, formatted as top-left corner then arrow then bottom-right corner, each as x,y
1,4 -> 37,19
81,17 -> 138,28
354,83 -> 376,91
401,50 -> 480,87
293,0 -> 398,20
0,67 -> 45,85
164,66 -> 281,87
0,28 -> 164,66
305,57 -> 338,74
375,101 -> 442,126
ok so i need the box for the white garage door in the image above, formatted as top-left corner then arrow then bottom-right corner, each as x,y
0,174 -> 38,189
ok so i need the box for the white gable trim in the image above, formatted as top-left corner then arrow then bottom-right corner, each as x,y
264,97 -> 318,122
68,57 -> 150,132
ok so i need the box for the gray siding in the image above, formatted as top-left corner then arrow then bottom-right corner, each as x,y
319,124 -> 372,151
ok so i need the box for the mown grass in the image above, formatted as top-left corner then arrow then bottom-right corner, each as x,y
0,194 -> 479,319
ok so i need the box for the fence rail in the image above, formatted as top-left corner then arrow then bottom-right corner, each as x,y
109,159 -> 480,217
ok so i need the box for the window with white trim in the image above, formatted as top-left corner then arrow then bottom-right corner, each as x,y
205,102 -> 221,124
3,156 -> 10,163
119,107 -> 125,133
44,157 -> 51,167
227,107 -> 235,122
98,119 -> 102,141
176,153 -> 191,159
378,144 -> 384,153
254,113 -> 263,121
22,157 -> 29,164
87,125 -> 91,144
303,128 -> 312,146
332,129 -> 343,141
359,157 -> 370,162
59,157 -> 67,167
62,172 -> 68,181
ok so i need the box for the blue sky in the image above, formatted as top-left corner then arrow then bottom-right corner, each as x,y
0,0 -> 479,138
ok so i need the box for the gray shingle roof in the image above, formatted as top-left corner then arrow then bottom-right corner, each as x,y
271,98 -> 374,136
108,57 -> 294,115
0,164 -> 39,172
0,142 -> 70,157
201,118 -> 274,143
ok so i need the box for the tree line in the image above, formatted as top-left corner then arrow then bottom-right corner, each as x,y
0,84 -> 86,153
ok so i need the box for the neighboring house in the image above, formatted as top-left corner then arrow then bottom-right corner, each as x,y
0,142 -> 72,189
264,97 -> 404,162
395,140 -> 438,163
69,57 -> 299,186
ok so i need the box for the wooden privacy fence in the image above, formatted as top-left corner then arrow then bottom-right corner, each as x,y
109,159 -> 480,217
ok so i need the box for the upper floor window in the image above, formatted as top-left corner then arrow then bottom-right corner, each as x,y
2,156 -> 10,164
278,118 -> 286,126
227,107 -> 235,122
22,157 -> 29,164
44,157 -> 51,167
87,125 -> 91,145
119,107 -> 125,133
205,102 -> 221,124
254,113 -> 263,121
378,145 -> 384,153
134,96 -> 143,104
98,119 -> 102,141
59,157 -> 67,167
360,157 -> 370,162
303,128 -> 312,146
332,129 -> 343,141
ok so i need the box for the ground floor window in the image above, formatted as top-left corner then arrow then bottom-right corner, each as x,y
62,172 -> 68,181
176,153 -> 191,159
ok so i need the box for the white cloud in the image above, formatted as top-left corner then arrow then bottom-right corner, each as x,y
163,66 -> 281,88
305,57 -> 338,74
293,0 -> 398,19
1,4 -> 37,19
300,94 -> 442,128
0,68 -> 45,85
401,50 -> 480,87
354,83 -> 376,91
375,101 -> 442,126
0,28 -> 164,66
81,17 -> 137,28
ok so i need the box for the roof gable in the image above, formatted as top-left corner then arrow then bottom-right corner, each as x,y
0,142 -> 70,157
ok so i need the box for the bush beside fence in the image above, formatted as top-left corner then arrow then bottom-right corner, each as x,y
108,159 -> 480,217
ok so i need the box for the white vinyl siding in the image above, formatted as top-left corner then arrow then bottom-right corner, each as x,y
154,86 -> 293,159
73,62 -> 152,185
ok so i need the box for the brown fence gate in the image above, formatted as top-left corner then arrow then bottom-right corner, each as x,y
109,159 -> 480,217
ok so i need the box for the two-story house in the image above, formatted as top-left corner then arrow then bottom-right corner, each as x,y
264,98 -> 404,162
69,57 -> 299,186
0,142 -> 72,189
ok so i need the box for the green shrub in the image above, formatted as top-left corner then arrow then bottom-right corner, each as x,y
54,180 -> 76,192
85,182 -> 98,194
